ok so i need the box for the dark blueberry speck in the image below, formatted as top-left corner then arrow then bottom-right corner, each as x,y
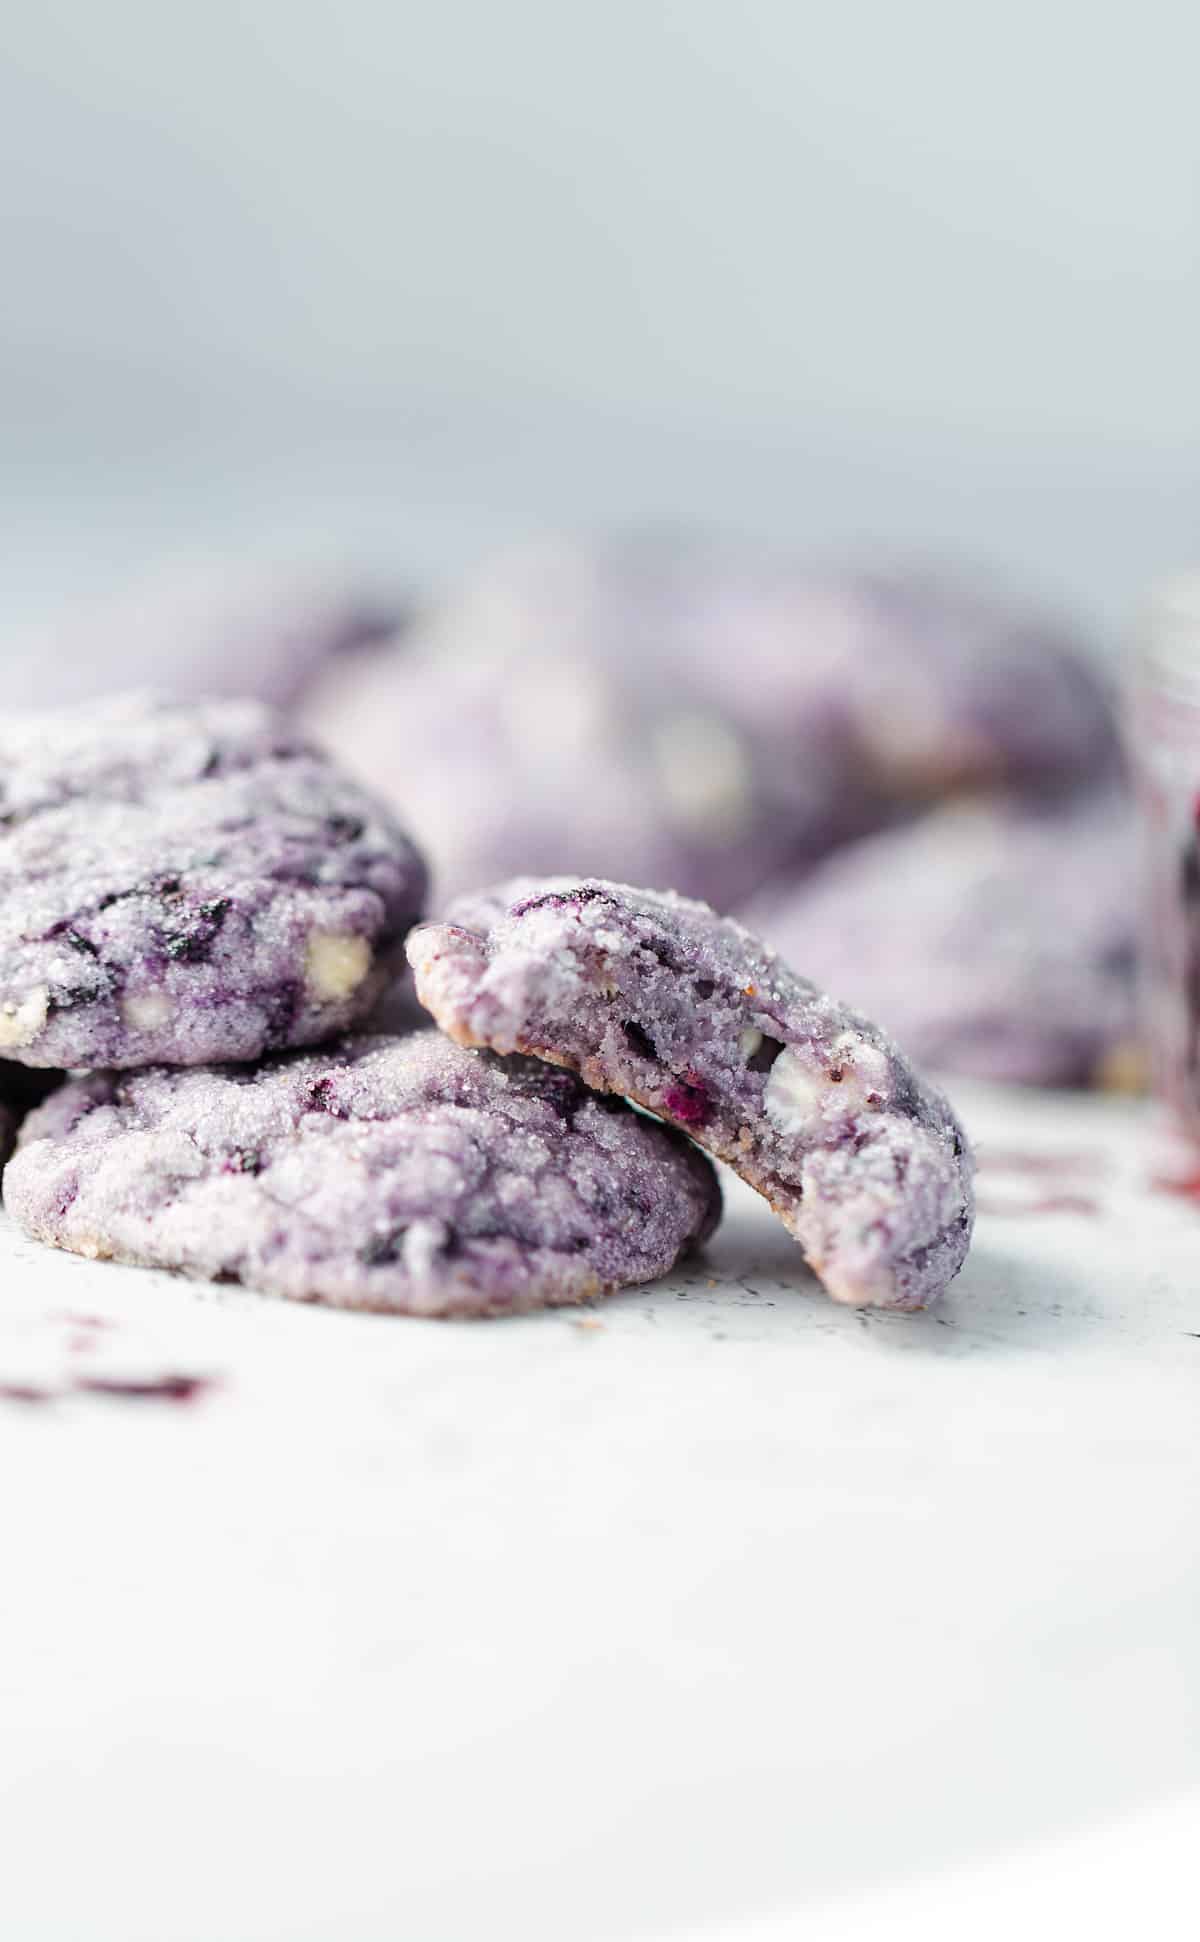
746,1033 -> 785,1074
623,1020 -> 657,1062
325,813 -> 365,844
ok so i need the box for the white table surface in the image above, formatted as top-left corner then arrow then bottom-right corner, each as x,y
2,1077 -> 1198,1941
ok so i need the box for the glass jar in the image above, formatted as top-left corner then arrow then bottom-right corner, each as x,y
1130,575 -> 1200,1139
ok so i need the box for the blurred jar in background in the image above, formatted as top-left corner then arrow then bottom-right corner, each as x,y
1130,576 -> 1200,1139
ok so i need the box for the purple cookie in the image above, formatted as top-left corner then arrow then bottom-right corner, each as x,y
5,1033 -> 721,1316
301,546 -> 800,911
3,559 -> 400,710
682,556 -> 1120,804
408,879 -> 975,1311
303,536 -> 1117,909
744,794 -> 1140,1089
0,694 -> 427,1068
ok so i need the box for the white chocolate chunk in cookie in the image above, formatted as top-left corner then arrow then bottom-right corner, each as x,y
306,931 -> 371,1003
122,990 -> 173,1032
763,1047 -> 825,1132
0,985 -> 49,1048
825,1031 -> 892,1110
765,1031 -> 891,1134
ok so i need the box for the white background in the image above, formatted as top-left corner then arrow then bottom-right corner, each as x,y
2,1 -> 1199,631
3,1083 -> 1200,1940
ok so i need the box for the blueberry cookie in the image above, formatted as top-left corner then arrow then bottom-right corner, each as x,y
5,1033 -> 721,1316
303,536 -> 1117,908
0,694 -> 427,1068
408,880 -> 975,1310
684,555 -> 1120,804
745,794 -> 1140,1088
301,538 -> 803,910
4,559 -> 400,709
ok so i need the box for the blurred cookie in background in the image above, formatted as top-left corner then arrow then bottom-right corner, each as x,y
300,534 -> 1119,911
677,551 -> 1121,803
301,537 -> 813,909
1,556 -> 402,709
743,792 -> 1140,1089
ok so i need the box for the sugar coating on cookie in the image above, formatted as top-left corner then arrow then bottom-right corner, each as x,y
744,792 -> 1138,1088
408,879 -> 975,1311
5,1032 -> 722,1316
0,693 -> 428,1068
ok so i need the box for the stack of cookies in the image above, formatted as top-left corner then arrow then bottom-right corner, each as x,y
0,693 -> 974,1317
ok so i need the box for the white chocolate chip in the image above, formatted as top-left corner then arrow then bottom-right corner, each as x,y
764,1033 -> 891,1135
306,931 -> 371,1003
0,985 -> 49,1049
763,1048 -> 826,1134
739,1026 -> 764,1062
826,1031 -> 892,1111
122,990 -> 172,1032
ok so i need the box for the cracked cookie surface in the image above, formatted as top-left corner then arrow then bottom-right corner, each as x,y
5,1032 -> 721,1316
409,878 -> 975,1311
0,693 -> 427,1068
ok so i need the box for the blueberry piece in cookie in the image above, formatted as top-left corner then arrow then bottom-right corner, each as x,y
5,1033 -> 721,1316
408,879 -> 975,1311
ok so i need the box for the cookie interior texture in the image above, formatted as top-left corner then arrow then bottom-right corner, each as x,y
4,1032 -> 721,1317
408,878 -> 975,1311
0,693 -> 428,1069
